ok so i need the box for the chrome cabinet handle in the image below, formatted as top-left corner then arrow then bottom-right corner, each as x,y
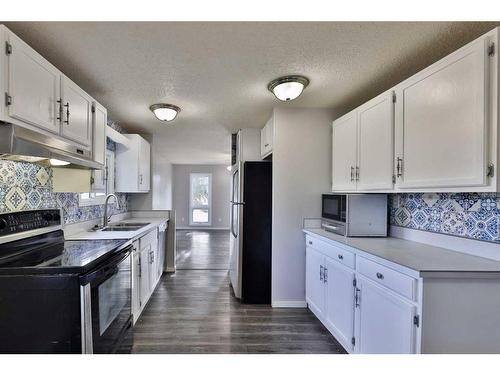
396,157 -> 403,178
308,240 -> 313,245
354,287 -> 361,307
320,265 -> 324,281
355,166 -> 360,181
350,166 -> 354,182
139,174 -> 143,185
265,143 -> 269,147
338,254 -> 343,260
63,102 -> 70,124
376,272 -> 384,280
138,258 -> 141,277
323,267 -> 328,283
57,99 -> 63,121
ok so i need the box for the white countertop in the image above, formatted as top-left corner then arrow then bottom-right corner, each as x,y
66,217 -> 168,241
304,228 -> 500,276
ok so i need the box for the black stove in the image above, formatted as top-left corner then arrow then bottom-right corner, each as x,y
0,210 -> 133,354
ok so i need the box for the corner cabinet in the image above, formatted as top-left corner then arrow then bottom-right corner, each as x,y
332,90 -> 394,192
260,115 -> 274,158
115,134 -> 151,193
331,27 -> 500,193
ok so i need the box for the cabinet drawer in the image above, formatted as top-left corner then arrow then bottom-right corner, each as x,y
356,257 -> 416,300
305,235 -> 355,269
139,229 -> 157,248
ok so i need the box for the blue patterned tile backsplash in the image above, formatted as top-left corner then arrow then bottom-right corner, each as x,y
0,160 -> 128,225
389,193 -> 500,243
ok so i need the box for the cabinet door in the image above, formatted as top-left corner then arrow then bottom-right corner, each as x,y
139,246 -> 151,306
92,103 -> 107,166
324,258 -> 355,350
138,137 -> 150,191
357,92 -> 394,190
132,249 -> 141,323
260,126 -> 267,157
395,38 -> 489,189
60,76 -> 92,146
355,276 -> 416,354
148,230 -> 159,291
6,31 -> 60,134
305,247 -> 325,317
332,112 -> 358,191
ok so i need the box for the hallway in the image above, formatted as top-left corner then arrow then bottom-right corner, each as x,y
129,230 -> 346,354
176,230 -> 230,270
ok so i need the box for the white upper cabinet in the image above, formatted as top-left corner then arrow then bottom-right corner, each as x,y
92,102 -> 107,166
394,37 -> 492,190
260,115 -> 274,158
357,91 -> 394,190
60,76 -> 93,147
332,111 -> 358,191
4,29 -> 61,134
115,134 -> 151,193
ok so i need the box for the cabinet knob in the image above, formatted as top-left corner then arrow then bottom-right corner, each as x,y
376,272 -> 384,280
338,254 -> 343,260
308,240 -> 312,245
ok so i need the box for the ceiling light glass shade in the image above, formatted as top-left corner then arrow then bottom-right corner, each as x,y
226,166 -> 232,171
49,158 -> 70,166
268,75 -> 310,101
150,103 -> 181,122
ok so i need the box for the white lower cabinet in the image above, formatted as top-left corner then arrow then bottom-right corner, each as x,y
305,234 -> 418,354
354,275 -> 416,354
305,247 -> 326,317
324,258 -> 355,351
132,228 -> 161,324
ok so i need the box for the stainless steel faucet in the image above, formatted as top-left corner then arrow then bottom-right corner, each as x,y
103,193 -> 120,228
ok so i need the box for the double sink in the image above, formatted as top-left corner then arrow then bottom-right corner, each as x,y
93,222 -> 150,232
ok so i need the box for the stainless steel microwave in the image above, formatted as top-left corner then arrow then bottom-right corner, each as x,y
321,194 -> 388,237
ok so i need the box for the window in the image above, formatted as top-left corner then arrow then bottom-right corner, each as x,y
189,173 -> 212,225
79,151 -> 115,206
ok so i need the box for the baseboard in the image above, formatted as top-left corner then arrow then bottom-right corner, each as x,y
176,227 -> 230,230
271,300 -> 307,308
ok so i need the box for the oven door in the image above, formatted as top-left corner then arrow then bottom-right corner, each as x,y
322,194 -> 346,223
80,246 -> 132,354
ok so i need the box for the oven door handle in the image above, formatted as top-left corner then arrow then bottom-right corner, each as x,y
80,245 -> 132,285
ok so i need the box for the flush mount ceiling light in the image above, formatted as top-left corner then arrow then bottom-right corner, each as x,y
267,75 -> 310,101
150,103 -> 181,122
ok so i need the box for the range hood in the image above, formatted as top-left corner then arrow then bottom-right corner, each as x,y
0,124 -> 102,169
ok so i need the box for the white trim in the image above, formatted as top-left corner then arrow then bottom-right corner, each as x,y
390,225 -> 500,262
271,300 -> 308,308
189,172 -> 212,226
176,227 -> 230,230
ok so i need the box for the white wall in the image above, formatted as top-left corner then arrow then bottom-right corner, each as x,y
272,107 -> 336,307
172,164 -> 231,229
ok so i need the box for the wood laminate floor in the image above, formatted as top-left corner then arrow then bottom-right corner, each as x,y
127,230 -> 346,354
176,230 -> 230,270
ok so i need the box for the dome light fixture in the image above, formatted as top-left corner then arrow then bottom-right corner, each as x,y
267,75 -> 310,101
150,103 -> 181,122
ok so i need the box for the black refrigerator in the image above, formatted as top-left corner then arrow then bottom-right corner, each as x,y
239,161 -> 272,304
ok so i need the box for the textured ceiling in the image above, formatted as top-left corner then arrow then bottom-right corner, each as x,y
3,22 -> 500,164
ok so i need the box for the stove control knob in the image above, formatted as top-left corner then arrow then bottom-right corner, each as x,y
0,218 -> 7,230
42,213 -> 54,221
